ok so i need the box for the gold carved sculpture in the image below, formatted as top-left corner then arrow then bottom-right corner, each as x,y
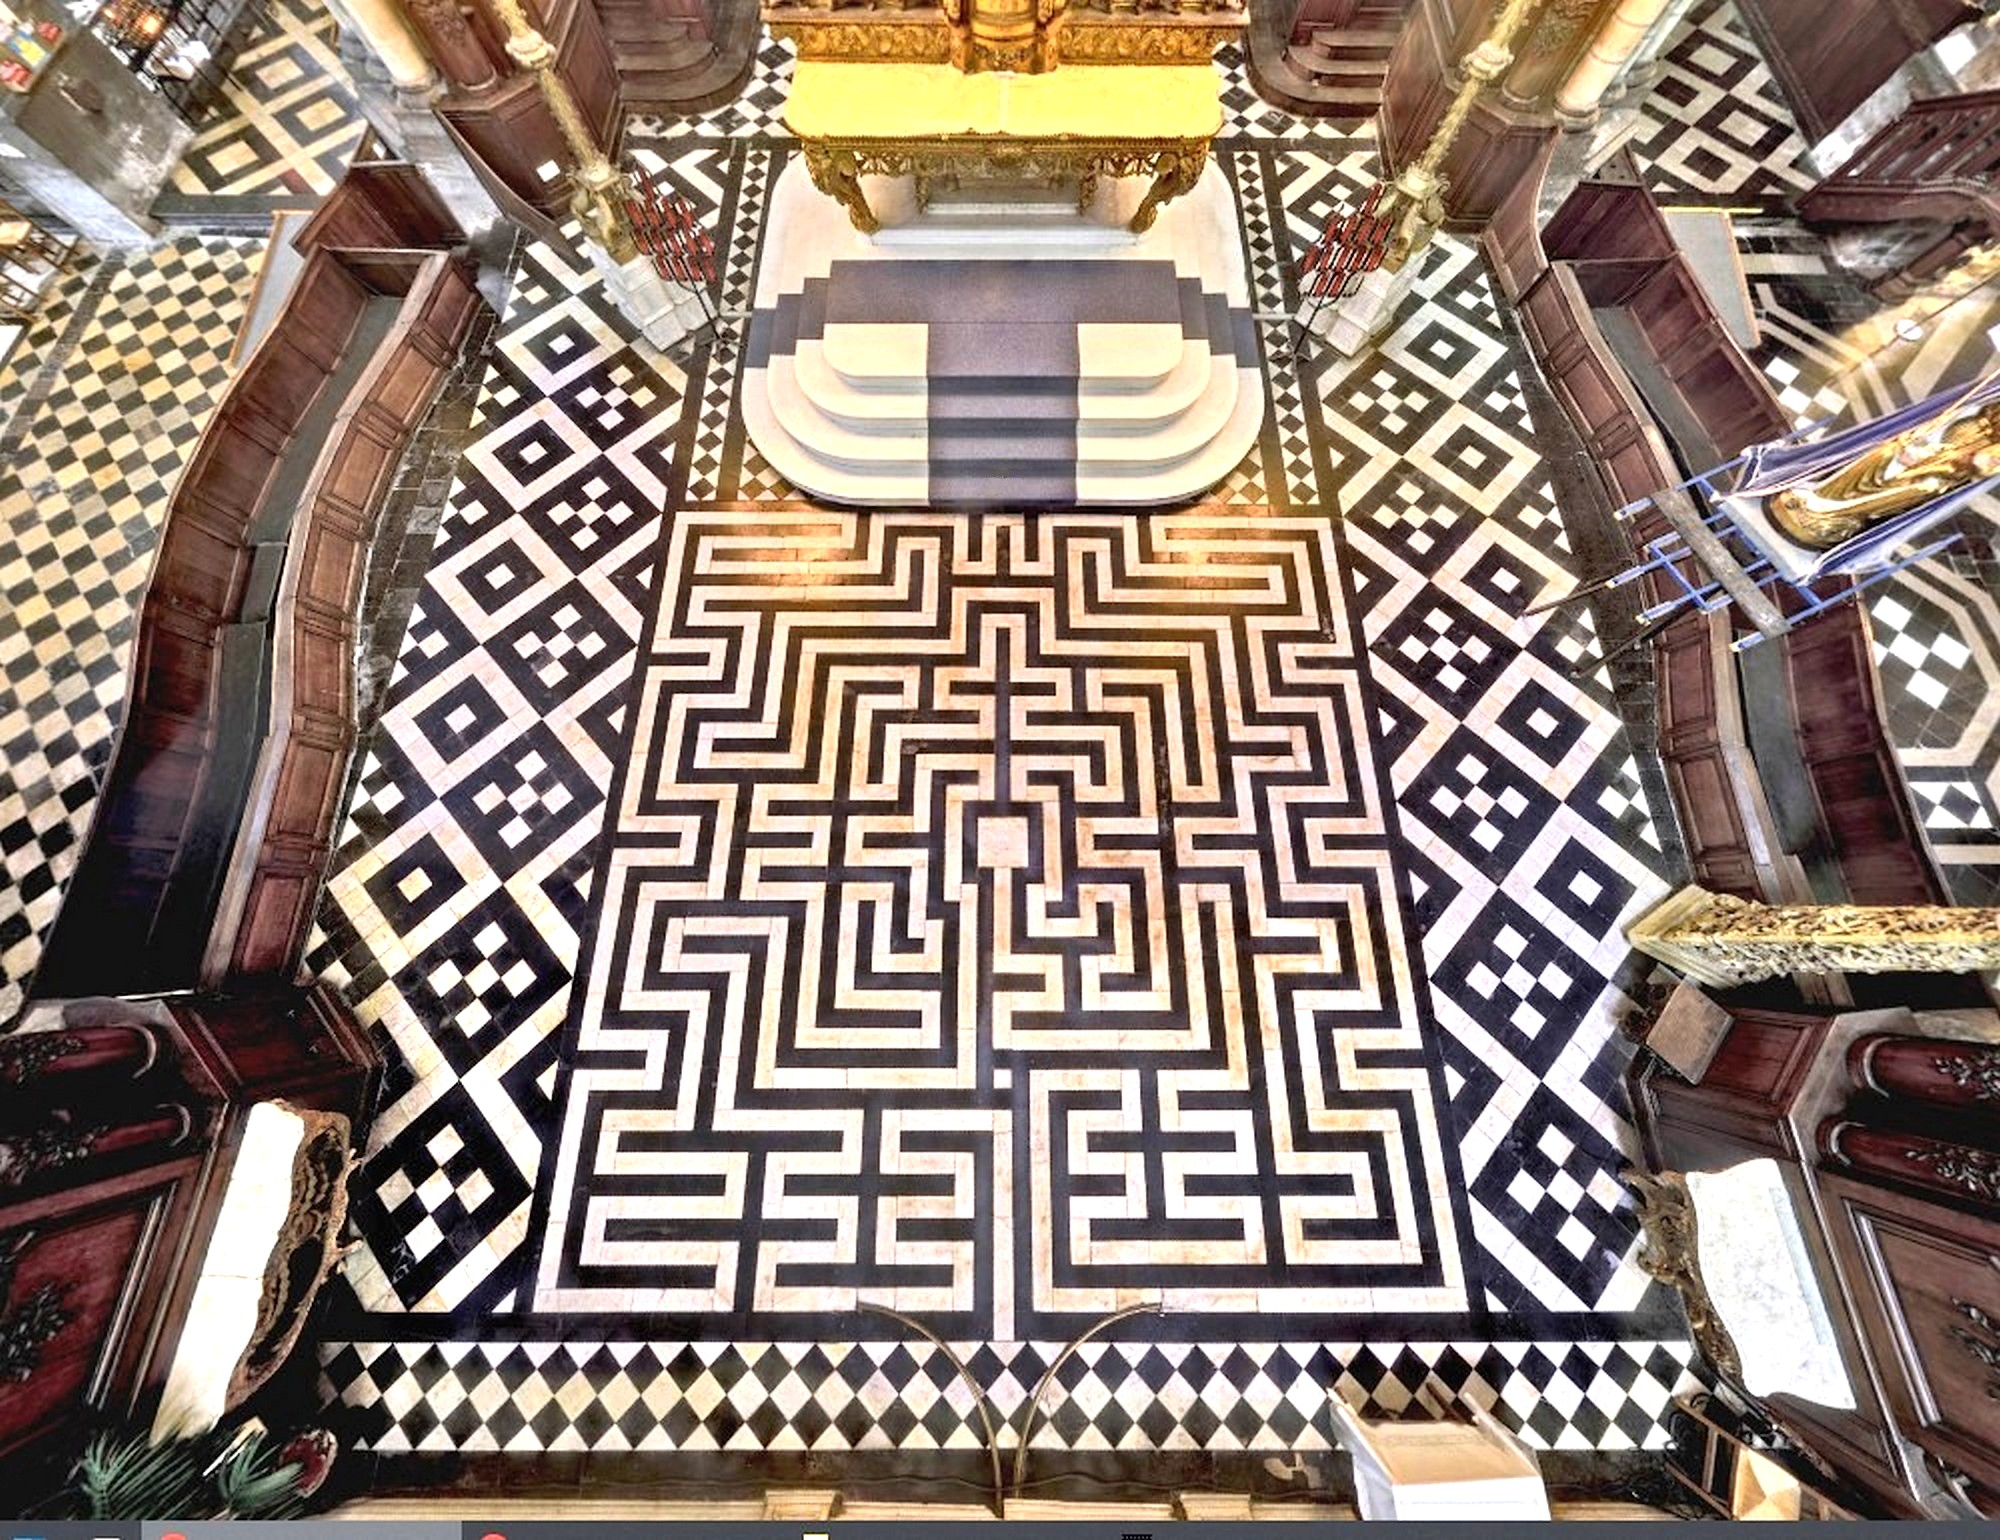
775,0 -> 1233,233
1768,396 -> 2000,549
1625,885 -> 2000,989
944,0 -> 1065,72
763,0 -> 1242,66
786,60 -> 1222,233
1625,1167 -> 1743,1382
487,0 -> 638,263
1375,0 -> 1549,272
801,136 -> 1211,234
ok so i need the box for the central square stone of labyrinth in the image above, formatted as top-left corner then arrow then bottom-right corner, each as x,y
535,511 -> 1466,1333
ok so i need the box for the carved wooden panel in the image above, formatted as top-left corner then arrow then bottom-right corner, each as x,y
38,257 -> 374,985
438,0 -> 617,220
291,161 -> 463,255
210,255 -> 486,983
1783,609 -> 1948,906
0,987 -> 377,1496
0,1205 -> 151,1459
0,1153 -> 215,1480
1733,0 -> 1970,143
1629,1031 -> 1928,1516
1819,1169 -> 2000,1511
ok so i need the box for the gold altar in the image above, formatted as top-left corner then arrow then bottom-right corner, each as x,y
785,60 -> 1225,234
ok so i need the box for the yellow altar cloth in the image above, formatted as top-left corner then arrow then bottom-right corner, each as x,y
786,61 -> 1224,139
784,60 -> 1225,233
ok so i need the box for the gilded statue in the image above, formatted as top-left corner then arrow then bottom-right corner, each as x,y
1768,395 -> 2000,549
944,0 -> 1066,72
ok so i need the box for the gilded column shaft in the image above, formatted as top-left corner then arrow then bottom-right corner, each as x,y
484,0 -> 637,261
1381,0 -> 1547,270
1626,885 -> 2000,988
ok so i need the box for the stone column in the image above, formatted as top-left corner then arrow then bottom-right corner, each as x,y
1607,0 -> 1696,104
324,0 -> 504,237
1626,886 -> 2000,989
329,0 -> 435,89
1555,0 -> 1675,124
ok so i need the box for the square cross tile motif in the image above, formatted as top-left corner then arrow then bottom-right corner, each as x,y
534,510 -> 1467,1331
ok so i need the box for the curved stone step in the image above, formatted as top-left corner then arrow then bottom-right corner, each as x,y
762,358 -> 927,467
791,331 -> 1224,433
820,319 -> 1187,395
744,364 -> 1261,506
1076,351 -> 1241,447
752,350 -> 1251,490
741,365 -> 928,499
742,156 -> 1267,507
1076,366 -> 1264,503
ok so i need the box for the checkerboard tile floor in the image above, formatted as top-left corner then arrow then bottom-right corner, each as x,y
0,237 -> 262,1025
163,0 -> 365,210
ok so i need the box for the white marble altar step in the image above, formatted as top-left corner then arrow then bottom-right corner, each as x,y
742,388 -> 1264,504
873,204 -> 1137,249
760,351 -> 1245,468
821,318 -> 1187,392
742,156 -> 1264,507
791,334 -> 1223,431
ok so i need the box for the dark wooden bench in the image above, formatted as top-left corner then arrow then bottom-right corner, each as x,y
1486,171 -> 1948,908
40,239 -> 486,994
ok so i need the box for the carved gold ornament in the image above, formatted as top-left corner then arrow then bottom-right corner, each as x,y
1626,885 -> 2000,989
1375,0 -> 1548,271
1625,1167 -> 1743,1381
762,0 -> 1242,65
801,136 -> 1211,233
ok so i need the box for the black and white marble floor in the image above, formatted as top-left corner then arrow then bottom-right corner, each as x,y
0,238 -> 262,1026
157,0 -> 365,217
308,56 -> 1694,1464
1619,0 -> 1817,203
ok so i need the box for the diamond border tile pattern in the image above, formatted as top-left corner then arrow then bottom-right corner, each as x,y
306,233 -> 688,1314
323,1337 -> 1700,1454
1297,203 -> 1673,1318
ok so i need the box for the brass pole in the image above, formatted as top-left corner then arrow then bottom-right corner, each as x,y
483,0 -> 637,263
857,1301 -> 1007,1516
1381,0 -> 1547,270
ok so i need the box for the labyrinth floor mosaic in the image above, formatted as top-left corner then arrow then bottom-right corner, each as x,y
311,124 -> 1692,1463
